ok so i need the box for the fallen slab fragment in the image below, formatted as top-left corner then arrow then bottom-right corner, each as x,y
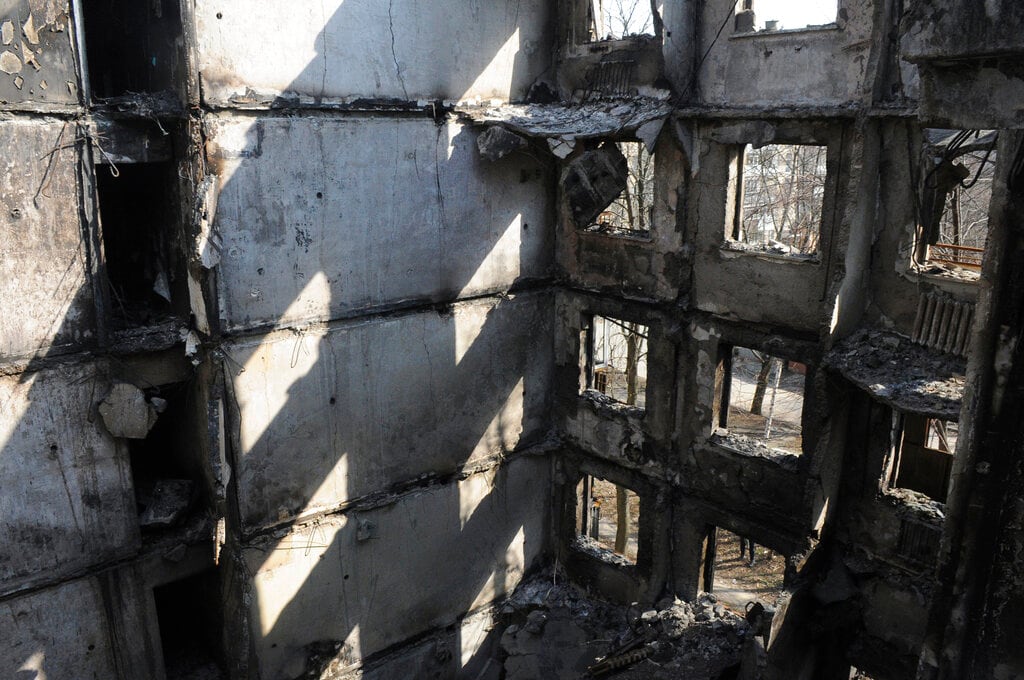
98,382 -> 160,439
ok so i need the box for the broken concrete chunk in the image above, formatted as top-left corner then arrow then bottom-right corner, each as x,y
194,175 -> 221,269
152,264 -> 171,302
547,136 -> 576,159
140,479 -> 194,528
711,121 -> 777,148
22,15 -> 38,45
0,50 -> 21,74
182,328 -> 200,359
636,117 -> 665,153
1,21 -> 12,45
476,126 -> 528,162
561,144 -> 628,228
38,78 -> 45,89
13,74 -> 22,89
98,382 -> 160,439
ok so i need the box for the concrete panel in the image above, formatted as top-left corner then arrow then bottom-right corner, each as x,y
692,252 -> 826,332
0,578 -> 118,679
196,0 -> 552,106
244,456 -> 550,679
225,293 -> 553,529
0,120 -> 95,360
209,116 -> 553,331
0,364 -> 137,592
903,0 -> 1024,61
697,0 -> 874,107
0,1 -> 79,106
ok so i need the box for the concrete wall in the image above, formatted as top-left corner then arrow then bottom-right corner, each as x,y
695,0 -> 876,108
245,455 -> 550,678
1,0 -> 559,676
688,120 -> 847,333
225,294 -> 553,530
3,0 -> 1024,678
194,0 -> 559,675
0,0 -> 79,106
0,363 -> 137,593
0,120 -> 95,360
196,0 -> 552,105
209,116 -> 553,331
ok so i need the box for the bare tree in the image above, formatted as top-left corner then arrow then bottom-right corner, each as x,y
593,142 -> 655,235
595,0 -> 655,40
739,144 -> 827,255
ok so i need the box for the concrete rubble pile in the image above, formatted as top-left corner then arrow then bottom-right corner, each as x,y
499,571 -> 767,679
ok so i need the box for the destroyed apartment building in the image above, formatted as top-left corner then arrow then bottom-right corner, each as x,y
3,0 -> 1024,678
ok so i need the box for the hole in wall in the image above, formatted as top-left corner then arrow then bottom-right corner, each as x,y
582,315 -> 648,408
574,475 -> 640,565
128,381 -> 205,533
718,346 -> 806,456
735,0 -> 838,33
154,569 -> 226,680
583,141 -> 654,238
703,528 -> 786,611
96,161 -> 182,329
918,129 -> 997,275
586,0 -> 660,42
731,143 -> 827,258
890,413 -> 957,503
81,0 -> 183,100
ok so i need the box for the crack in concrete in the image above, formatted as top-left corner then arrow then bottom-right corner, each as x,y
387,0 -> 409,100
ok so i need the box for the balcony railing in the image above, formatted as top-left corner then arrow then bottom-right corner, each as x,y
929,242 -> 984,270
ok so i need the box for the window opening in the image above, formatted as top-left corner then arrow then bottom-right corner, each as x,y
81,0 -> 183,100
154,569 -> 226,679
732,143 -> 827,257
735,0 -> 838,32
575,475 -> 640,564
96,161 -> 181,329
891,414 -> 957,502
128,382 -> 202,532
583,315 -> 648,408
718,346 -> 805,456
919,129 -> 998,273
702,528 -> 786,611
588,0 -> 658,41
584,141 -> 654,237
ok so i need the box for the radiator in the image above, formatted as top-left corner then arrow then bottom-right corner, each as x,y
912,293 -> 974,357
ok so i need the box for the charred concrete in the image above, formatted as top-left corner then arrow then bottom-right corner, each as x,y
2,1 -> 1024,679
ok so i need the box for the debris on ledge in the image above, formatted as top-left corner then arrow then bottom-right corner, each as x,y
457,97 -> 672,146
826,328 -> 966,420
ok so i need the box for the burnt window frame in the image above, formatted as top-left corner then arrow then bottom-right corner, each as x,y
561,461 -> 657,588
713,341 -> 811,457
888,411 -> 958,503
580,311 -> 651,410
567,0 -> 664,48
580,139 -> 657,240
727,140 -> 831,260
914,128 -> 999,277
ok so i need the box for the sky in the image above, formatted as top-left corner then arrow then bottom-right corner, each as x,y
755,0 -> 838,29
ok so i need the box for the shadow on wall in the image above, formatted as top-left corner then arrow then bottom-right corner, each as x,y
1,0 -> 555,678
196,1 -> 555,678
